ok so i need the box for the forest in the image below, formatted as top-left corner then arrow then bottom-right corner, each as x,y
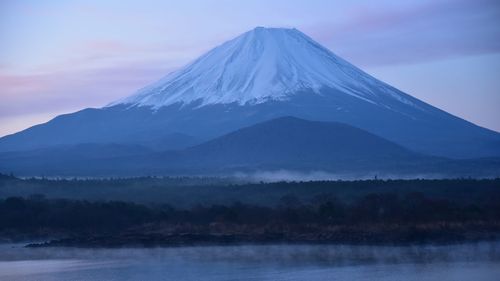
1,174 -> 499,246
1,173 -> 500,207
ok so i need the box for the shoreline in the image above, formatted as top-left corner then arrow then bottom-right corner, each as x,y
26,238 -> 500,249
24,227 -> 500,249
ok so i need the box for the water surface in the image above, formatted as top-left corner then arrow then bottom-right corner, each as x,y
1,242 -> 499,280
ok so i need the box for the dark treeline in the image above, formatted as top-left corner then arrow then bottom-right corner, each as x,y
2,192 -> 500,245
1,173 -> 500,207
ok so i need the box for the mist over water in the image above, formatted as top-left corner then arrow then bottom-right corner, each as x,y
1,242 -> 499,281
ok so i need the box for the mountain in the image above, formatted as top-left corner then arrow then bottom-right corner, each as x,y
1,117 -> 498,177
110,27 -> 409,108
0,27 -> 499,160
0,143 -> 153,176
0,117 -> 500,176
179,116 -> 425,169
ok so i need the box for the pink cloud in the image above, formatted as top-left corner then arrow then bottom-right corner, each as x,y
0,60 -> 176,119
0,33 -> 199,134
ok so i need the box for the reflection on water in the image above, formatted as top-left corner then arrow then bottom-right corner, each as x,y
1,242 -> 499,281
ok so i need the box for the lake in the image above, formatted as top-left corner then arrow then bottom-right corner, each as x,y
1,242 -> 499,280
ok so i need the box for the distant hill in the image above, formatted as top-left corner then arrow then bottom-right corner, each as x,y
176,116 -> 425,169
1,117 -> 498,177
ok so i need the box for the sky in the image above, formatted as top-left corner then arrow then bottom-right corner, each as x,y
1,0 -> 499,136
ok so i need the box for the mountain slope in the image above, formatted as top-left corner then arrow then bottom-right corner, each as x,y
1,117 -> 499,177
174,117 -> 498,177
178,116 -> 423,169
0,27 -> 499,159
110,27 -> 419,108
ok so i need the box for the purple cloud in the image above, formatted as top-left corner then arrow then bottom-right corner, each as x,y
0,62 -> 175,118
306,0 -> 500,66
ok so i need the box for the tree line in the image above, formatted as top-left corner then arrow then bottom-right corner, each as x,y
1,192 -> 499,236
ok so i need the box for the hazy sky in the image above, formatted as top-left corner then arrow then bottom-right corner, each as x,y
1,0 -> 499,136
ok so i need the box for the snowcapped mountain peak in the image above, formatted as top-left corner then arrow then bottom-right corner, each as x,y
110,27 -> 414,108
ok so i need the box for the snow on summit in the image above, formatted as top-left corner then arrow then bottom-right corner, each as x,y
111,27 -> 415,108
